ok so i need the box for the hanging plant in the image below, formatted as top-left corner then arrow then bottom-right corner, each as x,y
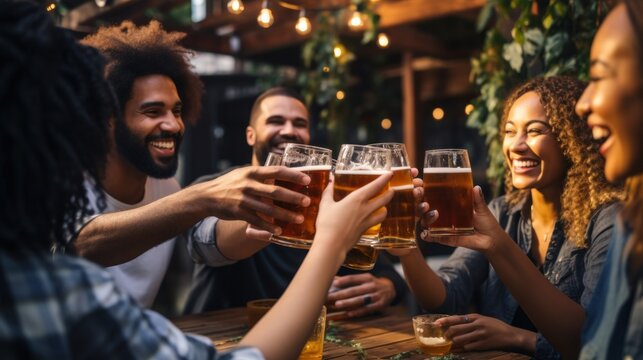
468,0 -> 608,193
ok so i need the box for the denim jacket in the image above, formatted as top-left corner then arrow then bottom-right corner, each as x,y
435,196 -> 620,359
580,216 -> 643,360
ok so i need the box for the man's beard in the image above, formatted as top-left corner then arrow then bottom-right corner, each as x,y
255,134 -> 304,165
114,119 -> 181,179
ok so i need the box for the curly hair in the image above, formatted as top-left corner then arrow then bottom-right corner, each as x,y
500,76 -> 623,247
0,1 -> 114,251
81,20 -> 203,124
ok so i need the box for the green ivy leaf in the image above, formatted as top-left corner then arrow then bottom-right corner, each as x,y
476,1 -> 495,32
503,42 -> 523,72
523,28 -> 544,56
544,32 -> 568,66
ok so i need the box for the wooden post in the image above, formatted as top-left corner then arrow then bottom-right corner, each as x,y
402,52 -> 417,167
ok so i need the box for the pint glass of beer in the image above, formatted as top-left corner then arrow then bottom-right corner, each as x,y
423,149 -> 474,236
342,245 -> 379,271
334,144 -> 392,245
369,143 -> 416,249
272,143 -> 332,249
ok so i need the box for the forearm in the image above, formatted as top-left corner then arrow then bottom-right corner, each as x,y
215,220 -> 269,260
485,235 -> 583,359
240,239 -> 343,360
399,249 -> 447,310
75,189 -> 205,266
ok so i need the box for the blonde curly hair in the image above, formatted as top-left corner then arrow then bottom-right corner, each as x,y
500,76 -> 623,247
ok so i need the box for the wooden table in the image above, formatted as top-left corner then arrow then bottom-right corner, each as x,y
173,308 -> 531,359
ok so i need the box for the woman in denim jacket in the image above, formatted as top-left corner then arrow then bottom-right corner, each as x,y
398,76 -> 623,359
575,1 -> 643,358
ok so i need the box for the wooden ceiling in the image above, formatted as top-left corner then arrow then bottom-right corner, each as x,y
63,0 -> 486,65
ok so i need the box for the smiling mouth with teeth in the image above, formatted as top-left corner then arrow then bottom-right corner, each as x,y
150,140 -> 175,150
591,126 -> 611,145
513,160 -> 539,169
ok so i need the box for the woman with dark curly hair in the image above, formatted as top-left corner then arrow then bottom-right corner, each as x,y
575,0 -> 643,358
394,76 -> 622,359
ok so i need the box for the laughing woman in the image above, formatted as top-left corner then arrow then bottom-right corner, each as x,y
575,1 -> 643,358
398,76 -> 622,359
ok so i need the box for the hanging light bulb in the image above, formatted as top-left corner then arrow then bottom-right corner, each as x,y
333,44 -> 344,58
227,0 -> 244,15
257,0 -> 274,28
377,33 -> 389,48
295,9 -> 311,35
348,10 -> 366,31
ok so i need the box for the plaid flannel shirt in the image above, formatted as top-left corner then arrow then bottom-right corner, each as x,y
0,247 -> 262,360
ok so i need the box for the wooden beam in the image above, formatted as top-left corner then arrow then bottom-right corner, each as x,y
378,0 -> 486,28
384,25 -> 468,59
238,19 -> 309,55
402,52 -> 417,167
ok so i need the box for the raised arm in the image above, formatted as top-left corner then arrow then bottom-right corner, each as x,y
74,166 -> 310,266
240,172 -> 394,360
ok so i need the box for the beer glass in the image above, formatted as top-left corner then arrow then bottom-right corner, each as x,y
412,314 -> 453,357
246,298 -> 278,328
272,143 -> 332,249
369,143 -> 416,248
264,152 -> 283,166
298,306 -> 326,360
423,149 -> 474,236
334,144 -> 392,245
342,245 -> 379,271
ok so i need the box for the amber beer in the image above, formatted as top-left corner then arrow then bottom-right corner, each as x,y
333,169 -> 390,240
342,245 -> 379,271
376,166 -> 416,248
423,167 -> 473,235
272,165 -> 331,248
417,336 -> 453,356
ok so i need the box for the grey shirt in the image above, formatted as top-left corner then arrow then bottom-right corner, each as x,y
434,195 -> 620,359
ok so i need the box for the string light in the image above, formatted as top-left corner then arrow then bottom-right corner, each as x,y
433,107 -> 445,121
348,10 -> 366,31
336,90 -> 345,100
295,9 -> 311,35
377,33 -> 389,48
381,118 -> 392,129
322,66 -> 330,73
257,0 -> 274,28
333,44 -> 344,58
465,104 -> 474,115
227,0 -> 244,15
46,2 -> 56,11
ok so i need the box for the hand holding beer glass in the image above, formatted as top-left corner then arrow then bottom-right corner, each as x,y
334,144 -> 391,270
369,143 -> 417,248
272,144 -> 332,249
423,149 -> 474,236
412,314 -> 453,357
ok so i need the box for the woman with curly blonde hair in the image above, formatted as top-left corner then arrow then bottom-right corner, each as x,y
394,76 -> 622,359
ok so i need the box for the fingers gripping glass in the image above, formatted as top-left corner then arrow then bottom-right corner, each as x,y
271,143 -> 332,249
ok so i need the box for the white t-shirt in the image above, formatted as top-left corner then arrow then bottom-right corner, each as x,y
81,177 -> 179,308
75,177 -> 235,308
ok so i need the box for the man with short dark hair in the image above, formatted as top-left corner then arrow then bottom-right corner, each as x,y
185,87 -> 408,317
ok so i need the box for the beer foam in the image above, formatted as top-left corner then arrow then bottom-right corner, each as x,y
423,167 -> 471,174
418,336 -> 450,346
392,166 -> 411,171
392,184 -> 414,191
334,169 -> 391,175
291,165 -> 332,171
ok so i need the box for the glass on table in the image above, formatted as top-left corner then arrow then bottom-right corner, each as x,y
298,305 -> 326,360
246,298 -> 278,328
334,144 -> 392,246
271,143 -> 332,249
423,149 -> 474,236
368,143 -> 417,249
412,314 -> 453,357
